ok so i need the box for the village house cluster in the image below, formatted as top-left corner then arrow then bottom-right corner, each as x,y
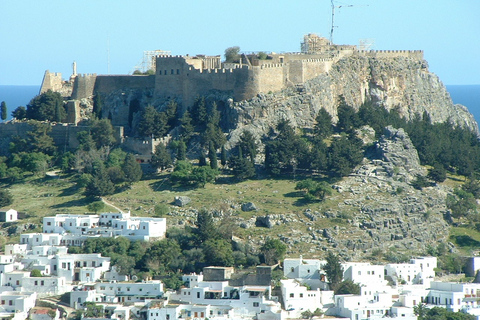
2,210 -> 480,320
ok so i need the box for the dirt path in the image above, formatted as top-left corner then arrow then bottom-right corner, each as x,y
101,197 -> 125,213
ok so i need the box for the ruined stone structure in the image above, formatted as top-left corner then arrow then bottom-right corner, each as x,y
44,35 -> 424,110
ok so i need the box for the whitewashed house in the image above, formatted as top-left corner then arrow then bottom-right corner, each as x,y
280,279 -> 333,318
0,290 -> 37,320
0,209 -> 18,222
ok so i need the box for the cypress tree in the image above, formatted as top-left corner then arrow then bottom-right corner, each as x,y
208,141 -> 218,169
1,101 -> 7,121
220,145 -> 227,167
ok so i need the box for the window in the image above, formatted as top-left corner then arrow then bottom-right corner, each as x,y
253,302 -> 259,307
1,300 -> 4,305
291,267 -> 294,272
100,286 -> 105,290
16,280 -> 19,285
358,271 -> 361,275
127,288 -> 130,291
47,222 -> 51,226
9,300 -> 12,306
290,293 -> 294,298
35,281 -> 38,285
41,280 -> 45,286
197,292 -> 200,298
300,293 -> 303,298
166,315 -> 170,320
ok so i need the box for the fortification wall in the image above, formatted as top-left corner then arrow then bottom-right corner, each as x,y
302,58 -> 334,82
255,64 -> 286,95
357,50 -> 424,60
94,75 -> 155,95
40,71 -> 63,94
0,122 -> 123,151
154,55 -> 251,107
71,74 -> 97,100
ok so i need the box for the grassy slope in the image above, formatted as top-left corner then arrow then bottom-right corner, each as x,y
2,171 -> 480,259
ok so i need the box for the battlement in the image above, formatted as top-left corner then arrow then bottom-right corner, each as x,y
357,50 -> 424,59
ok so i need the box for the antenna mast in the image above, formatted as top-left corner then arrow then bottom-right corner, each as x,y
329,0 -> 359,44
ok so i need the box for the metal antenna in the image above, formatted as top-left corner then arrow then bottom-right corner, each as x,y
330,0 -> 361,44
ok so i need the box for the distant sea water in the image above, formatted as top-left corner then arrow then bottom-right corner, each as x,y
446,85 -> 480,125
0,85 -> 40,120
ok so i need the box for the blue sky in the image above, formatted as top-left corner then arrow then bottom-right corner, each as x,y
1,0 -> 479,86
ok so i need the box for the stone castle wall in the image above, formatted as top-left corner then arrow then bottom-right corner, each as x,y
63,48 -> 425,110
0,122 -> 123,151
357,50 -> 424,60
71,74 -> 97,99
94,75 -> 155,95
40,71 -> 62,94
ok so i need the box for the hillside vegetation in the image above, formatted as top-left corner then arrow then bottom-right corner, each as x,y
1,89 -> 480,280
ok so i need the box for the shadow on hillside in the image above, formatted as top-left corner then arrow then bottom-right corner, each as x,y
58,184 -> 81,197
50,197 -> 90,209
451,235 -> 480,247
283,191 -> 304,198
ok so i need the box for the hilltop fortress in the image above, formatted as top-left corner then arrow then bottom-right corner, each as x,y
41,35 -> 424,119
33,34 -> 478,150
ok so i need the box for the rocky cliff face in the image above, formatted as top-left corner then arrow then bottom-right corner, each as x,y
227,56 -> 478,147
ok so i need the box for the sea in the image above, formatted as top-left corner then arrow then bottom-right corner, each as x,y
0,85 -> 40,120
0,84 -> 479,123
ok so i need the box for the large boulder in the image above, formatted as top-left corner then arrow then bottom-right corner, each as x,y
241,202 -> 257,212
174,196 -> 191,207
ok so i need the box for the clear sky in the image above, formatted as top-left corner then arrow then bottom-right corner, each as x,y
1,0 -> 479,86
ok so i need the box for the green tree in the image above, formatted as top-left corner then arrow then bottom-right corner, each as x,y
92,93 -> 103,119
260,238 -> 287,265
323,252 -> 344,292
91,119 -> 117,148
446,188 -> 477,219
179,110 -> 194,140
141,239 -> 182,274
208,141 -> 218,169
224,46 -> 241,63
327,134 -> 363,177
122,153 -> 142,184
154,203 -> 169,217
198,150 -> 207,167
313,108 -> 333,140
87,201 -> 105,214
165,100 -> 178,129
238,130 -> 258,162
84,166 -> 115,198
27,121 -> 57,155
151,143 -> 172,171
413,303 -> 428,320
335,280 -> 360,295
336,95 -> 360,133
229,148 -> 255,181
428,163 -> 447,183
295,179 -> 332,202
0,190 -> 13,208
176,141 -> 186,161
220,145 -> 227,167
195,209 -> 218,243
30,269 -> 43,277
203,238 -> 234,266
463,178 -> 480,199
26,90 -> 65,122
1,101 -> 6,121
11,106 -> 26,120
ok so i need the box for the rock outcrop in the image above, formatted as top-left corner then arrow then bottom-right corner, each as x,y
226,55 -> 478,148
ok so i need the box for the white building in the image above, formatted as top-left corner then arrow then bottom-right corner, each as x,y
70,280 -> 164,308
42,212 -> 166,242
0,290 -> 37,320
343,262 -> 387,287
0,209 -> 18,222
280,279 -> 333,318
385,257 -> 437,285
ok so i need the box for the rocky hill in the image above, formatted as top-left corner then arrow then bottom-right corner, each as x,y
153,125 -> 453,261
226,55 -> 478,147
